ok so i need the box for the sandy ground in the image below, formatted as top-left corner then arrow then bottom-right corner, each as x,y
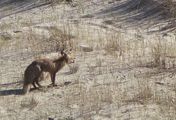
0,0 -> 176,120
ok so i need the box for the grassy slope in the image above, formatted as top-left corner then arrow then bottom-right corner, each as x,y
0,0 -> 176,120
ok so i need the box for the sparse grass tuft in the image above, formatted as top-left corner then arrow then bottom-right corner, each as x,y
163,0 -> 176,17
151,36 -> 176,69
21,97 -> 38,110
104,33 -> 123,57
126,86 -> 153,105
0,32 -> 11,41
48,26 -> 74,50
151,41 -> 166,68
49,0 -> 74,7
68,64 -> 79,74
24,26 -> 74,58
0,32 -> 11,48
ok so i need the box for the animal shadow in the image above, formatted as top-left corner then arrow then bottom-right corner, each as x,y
0,88 -> 23,96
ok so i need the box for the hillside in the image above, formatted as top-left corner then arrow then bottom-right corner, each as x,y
0,0 -> 176,120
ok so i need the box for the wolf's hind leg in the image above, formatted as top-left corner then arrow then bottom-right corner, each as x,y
36,80 -> 42,88
32,81 -> 37,89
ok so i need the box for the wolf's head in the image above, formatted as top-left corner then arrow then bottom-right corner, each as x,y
60,49 -> 75,64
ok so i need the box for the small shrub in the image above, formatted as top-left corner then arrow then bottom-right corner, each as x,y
21,97 -> 38,110
104,33 -> 123,57
162,0 -> 176,17
68,64 -> 79,74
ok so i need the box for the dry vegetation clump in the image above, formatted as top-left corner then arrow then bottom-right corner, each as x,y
24,26 -> 74,58
48,26 -> 74,50
20,97 -> 38,110
47,0 -> 72,4
104,32 -> 123,57
68,63 -> 79,74
100,29 -> 176,71
127,86 -> 153,105
154,94 -> 176,111
162,0 -> 176,17
63,84 -> 114,118
151,35 -> 176,69
0,22 -> 12,31
48,0 -> 73,7
139,0 -> 176,18
0,32 -> 11,47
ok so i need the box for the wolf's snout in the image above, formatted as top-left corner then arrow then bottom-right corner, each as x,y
71,59 -> 75,63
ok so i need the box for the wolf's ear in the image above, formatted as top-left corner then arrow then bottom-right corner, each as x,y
61,50 -> 64,56
61,50 -> 67,57
60,48 -> 65,56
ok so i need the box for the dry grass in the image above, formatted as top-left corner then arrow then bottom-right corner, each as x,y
126,86 -> 153,105
0,32 -> 12,50
21,26 -> 75,59
104,33 -> 123,57
0,22 -> 13,31
48,26 -> 74,50
151,35 -> 176,69
154,95 -> 176,110
68,64 -> 79,74
20,97 -> 38,110
49,0 -> 74,7
0,0 -> 176,119
163,0 -> 176,17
